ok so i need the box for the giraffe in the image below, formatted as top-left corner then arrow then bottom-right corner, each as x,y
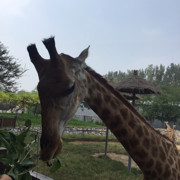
27,37 -> 180,180
165,122 -> 177,143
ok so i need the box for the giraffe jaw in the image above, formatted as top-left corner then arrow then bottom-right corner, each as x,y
39,114 -> 73,161
40,136 -> 63,161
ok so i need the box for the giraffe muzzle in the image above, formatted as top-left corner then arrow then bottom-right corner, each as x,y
40,134 -> 63,161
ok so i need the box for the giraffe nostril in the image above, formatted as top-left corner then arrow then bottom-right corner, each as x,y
47,161 -> 53,167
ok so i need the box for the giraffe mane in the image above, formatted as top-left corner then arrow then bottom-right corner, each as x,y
84,66 -> 173,143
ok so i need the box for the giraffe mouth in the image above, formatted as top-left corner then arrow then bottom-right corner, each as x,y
40,136 -> 63,161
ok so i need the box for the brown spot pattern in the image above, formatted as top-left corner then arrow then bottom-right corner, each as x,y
100,87 -> 106,93
114,128 -> 127,138
159,147 -> 166,161
151,147 -> 158,157
121,140 -> 130,152
163,164 -> 171,178
88,89 -> 93,95
104,94 -> 111,102
108,118 -> 120,129
175,148 -> 179,156
110,100 -> 117,109
162,141 -> 169,154
87,75 -> 92,83
143,127 -> 149,136
90,105 -> 98,112
143,138 -> 150,149
94,94 -> 102,106
85,69 -> 180,179
168,157 -> 173,164
128,119 -> 136,129
96,83 -> 102,92
144,170 -> 151,177
178,159 -> 180,169
120,108 -> 128,119
136,126 -> 143,137
146,159 -> 154,169
134,149 -> 148,159
151,171 -> 157,178
129,136 -> 139,147
155,160 -> 162,174
101,108 -> 110,122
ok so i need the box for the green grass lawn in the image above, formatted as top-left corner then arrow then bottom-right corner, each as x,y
68,119 -> 105,128
0,113 -> 143,179
0,113 -> 104,128
34,135 -> 143,180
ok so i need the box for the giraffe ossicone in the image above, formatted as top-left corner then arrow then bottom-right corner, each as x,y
27,37 -> 180,179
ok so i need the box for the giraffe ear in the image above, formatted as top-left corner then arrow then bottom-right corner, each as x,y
76,46 -> 90,63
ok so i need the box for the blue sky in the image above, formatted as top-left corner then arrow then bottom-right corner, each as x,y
0,0 -> 180,91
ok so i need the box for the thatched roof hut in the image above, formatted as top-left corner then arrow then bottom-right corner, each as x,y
108,79 -> 139,100
116,70 -> 160,95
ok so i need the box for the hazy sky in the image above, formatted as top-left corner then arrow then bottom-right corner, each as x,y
0,0 -> 180,91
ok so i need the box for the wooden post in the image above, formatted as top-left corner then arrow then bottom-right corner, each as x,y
128,90 -> 136,173
128,155 -> 132,172
105,127 -> 109,156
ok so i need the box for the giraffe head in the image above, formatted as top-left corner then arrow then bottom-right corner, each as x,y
27,37 -> 89,161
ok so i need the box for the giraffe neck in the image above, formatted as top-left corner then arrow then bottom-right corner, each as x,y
84,67 -> 180,179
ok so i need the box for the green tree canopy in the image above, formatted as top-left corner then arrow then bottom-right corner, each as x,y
139,85 -> 180,123
0,42 -> 25,92
105,63 -> 180,123
105,63 -> 180,86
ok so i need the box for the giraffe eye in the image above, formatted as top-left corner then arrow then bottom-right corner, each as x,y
61,82 -> 75,97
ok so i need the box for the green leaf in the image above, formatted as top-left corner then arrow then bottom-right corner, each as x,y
25,119 -> 31,128
0,133 -> 11,149
21,159 -> 36,170
8,171 -> 18,180
16,126 -> 31,149
49,157 -> 61,174
13,160 -> 35,176
7,152 -> 19,163
18,172 -> 32,180
13,162 -> 25,174
0,123 -> 36,179
0,157 -> 10,167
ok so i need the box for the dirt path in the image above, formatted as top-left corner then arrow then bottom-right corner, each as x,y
93,153 -> 139,169
69,141 -> 139,169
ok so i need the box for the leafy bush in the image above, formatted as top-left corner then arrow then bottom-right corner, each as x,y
0,120 -> 61,179
0,120 -> 36,179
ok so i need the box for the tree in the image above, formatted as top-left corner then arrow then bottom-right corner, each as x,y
139,84 -> 180,123
5,92 -> 18,113
164,63 -> 180,86
104,63 -> 180,123
28,92 -> 40,114
0,42 -> 25,92
0,90 -> 9,111
17,91 -> 32,114
104,70 -> 127,82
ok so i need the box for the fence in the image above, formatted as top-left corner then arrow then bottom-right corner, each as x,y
64,127 -> 113,136
74,114 -> 101,123
0,116 -> 17,128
